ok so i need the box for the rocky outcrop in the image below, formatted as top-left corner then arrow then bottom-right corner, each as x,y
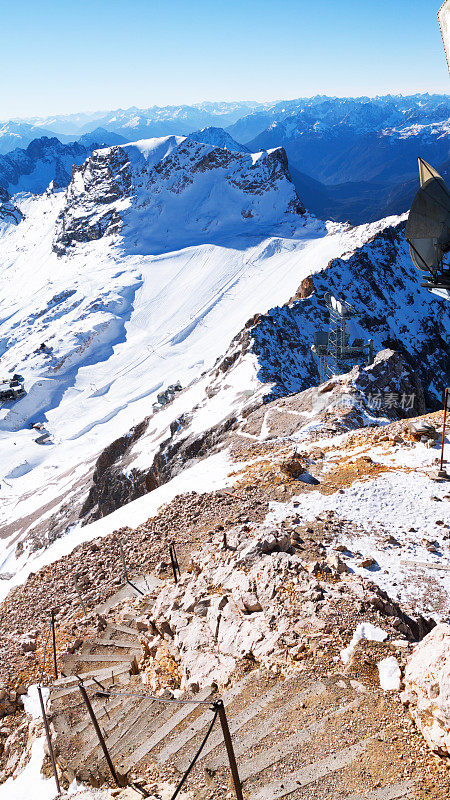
80,408 -> 238,524
401,623 -> 450,756
311,348 -> 426,422
80,418 -> 153,521
79,346 -> 425,528
141,515 -> 435,692
0,186 -> 22,226
148,524 -> 318,688
53,146 -> 132,254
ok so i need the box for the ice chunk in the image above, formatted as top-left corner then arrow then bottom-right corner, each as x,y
378,655 -> 401,691
340,621 -> 388,665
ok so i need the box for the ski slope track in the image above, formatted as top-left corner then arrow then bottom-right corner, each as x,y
0,133 -> 444,597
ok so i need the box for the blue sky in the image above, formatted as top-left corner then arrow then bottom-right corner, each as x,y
0,0 -> 448,118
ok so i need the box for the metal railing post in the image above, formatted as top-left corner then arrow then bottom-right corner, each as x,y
78,681 -> 124,787
440,387 -> 448,474
119,540 -> 129,582
38,685 -> 61,796
119,539 -> 144,595
173,543 -> 181,578
51,609 -> 58,680
169,544 -> 179,584
215,700 -> 243,800
73,576 -> 88,617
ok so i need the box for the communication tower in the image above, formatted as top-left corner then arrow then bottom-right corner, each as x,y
311,293 -> 373,383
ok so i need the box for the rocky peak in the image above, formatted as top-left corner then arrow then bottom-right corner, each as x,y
53,136 -> 305,255
185,126 -> 250,153
0,136 -> 95,197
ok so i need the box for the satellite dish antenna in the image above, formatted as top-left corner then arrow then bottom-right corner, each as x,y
405,158 -> 450,296
438,0 -> 450,72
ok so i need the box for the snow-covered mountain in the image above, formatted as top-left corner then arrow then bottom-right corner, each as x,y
0,121 -> 74,155
227,94 -> 450,145
22,102 -> 267,139
185,127 -> 249,153
0,137 -> 94,196
3,94 -> 448,223
0,103 -> 266,159
248,220 -> 450,408
0,132 -> 449,596
248,118 -> 450,187
78,103 -> 267,140
77,127 -> 128,149
226,94 -> 450,222
53,136 -> 304,255
0,134 -> 391,577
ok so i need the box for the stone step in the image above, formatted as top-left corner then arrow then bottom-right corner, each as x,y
175,675 -> 301,772
82,638 -> 143,650
108,699 -> 186,767
205,680 -> 327,770
61,652 -> 140,666
249,737 -> 373,800
107,699 -> 162,759
106,623 -> 141,638
157,669 -> 263,765
49,663 -> 131,702
239,697 -> 361,781
345,783 -> 414,800
68,696 -> 148,772
54,693 -> 128,738
121,687 -> 214,773
115,699 -> 185,770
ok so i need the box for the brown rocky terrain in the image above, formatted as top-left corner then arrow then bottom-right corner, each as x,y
0,343 -> 449,799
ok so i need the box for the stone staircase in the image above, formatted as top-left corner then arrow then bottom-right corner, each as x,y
47,611 -> 418,800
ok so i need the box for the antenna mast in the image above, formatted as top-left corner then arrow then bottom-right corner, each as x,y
311,293 -> 373,383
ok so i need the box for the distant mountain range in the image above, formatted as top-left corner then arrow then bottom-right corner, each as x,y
1,94 -> 449,223
0,102 -> 266,153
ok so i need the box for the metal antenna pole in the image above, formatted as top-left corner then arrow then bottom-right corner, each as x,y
78,681 -> 123,787
51,609 -> 58,680
38,685 -> 61,796
215,700 -> 243,800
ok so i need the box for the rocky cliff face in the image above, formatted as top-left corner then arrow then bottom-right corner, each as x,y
53,146 -> 132,253
0,137 -> 94,195
244,221 -> 450,409
53,137 -> 305,255
77,347 -> 425,525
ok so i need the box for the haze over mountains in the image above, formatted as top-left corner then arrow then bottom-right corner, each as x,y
1,93 -> 448,223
